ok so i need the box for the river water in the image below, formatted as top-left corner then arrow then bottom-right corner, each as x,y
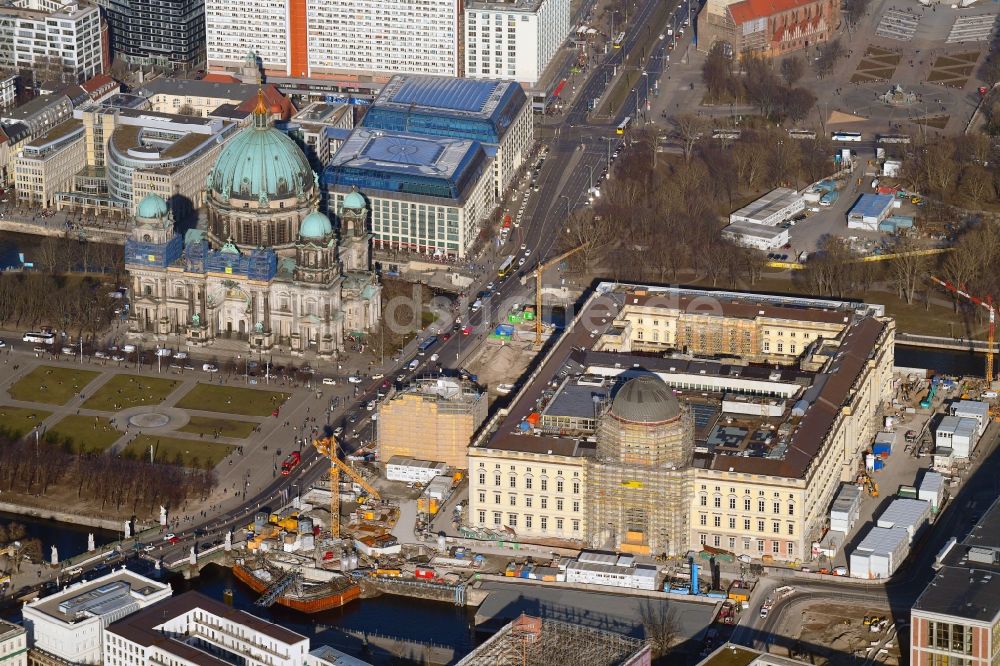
0,512 -> 476,662
0,511 -> 117,560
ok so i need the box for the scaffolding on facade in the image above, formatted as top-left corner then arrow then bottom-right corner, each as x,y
455,614 -> 649,666
587,397 -> 695,557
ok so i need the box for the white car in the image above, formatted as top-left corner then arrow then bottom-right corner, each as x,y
0,339 -> 6,348
322,377 -> 337,385
94,350 -> 108,359
366,400 -> 376,411
429,353 -> 439,362
174,351 -> 188,360
202,363 -> 218,372
155,348 -> 171,357
520,243 -> 527,251
348,375 -> 363,384
372,373 -> 384,380
143,544 -> 155,552
518,257 -> 526,267
523,248 -> 532,257
112,354 -> 126,362
61,346 -> 74,355
123,344 -> 136,353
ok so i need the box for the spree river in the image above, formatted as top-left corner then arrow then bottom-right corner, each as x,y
1,513 -> 476,663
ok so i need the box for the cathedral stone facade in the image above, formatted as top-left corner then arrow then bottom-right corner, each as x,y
125,93 -> 381,356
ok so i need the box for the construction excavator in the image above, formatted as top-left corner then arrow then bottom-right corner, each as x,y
312,436 -> 381,539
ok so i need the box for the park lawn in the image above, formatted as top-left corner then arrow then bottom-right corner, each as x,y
122,434 -> 234,469
81,374 -> 181,411
7,366 -> 101,405
174,383 -> 289,417
45,414 -> 121,453
178,415 -> 258,439
0,406 -> 52,438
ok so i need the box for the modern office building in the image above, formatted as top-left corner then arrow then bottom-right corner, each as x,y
0,620 -> 27,666
0,0 -> 105,83
465,0 -> 571,87
280,102 -> 355,172
468,284 -> 895,559
911,493 -> 1000,666
100,0 -> 204,69
104,591 -> 309,666
23,96 -> 240,220
378,378 -> 488,468
22,570 -> 172,665
13,119 -> 86,207
0,75 -> 16,110
325,128 -> 494,259
362,75 -> 533,199
204,0 -> 460,81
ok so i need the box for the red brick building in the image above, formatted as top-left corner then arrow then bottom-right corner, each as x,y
697,0 -> 839,59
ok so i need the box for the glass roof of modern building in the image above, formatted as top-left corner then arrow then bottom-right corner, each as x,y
363,75 -> 527,145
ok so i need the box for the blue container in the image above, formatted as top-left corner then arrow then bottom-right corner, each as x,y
873,443 -> 891,456
874,459 -> 885,471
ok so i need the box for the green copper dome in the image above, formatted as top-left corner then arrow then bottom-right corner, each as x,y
208,94 -> 315,204
300,211 -> 332,239
343,191 -> 366,210
136,193 -> 168,219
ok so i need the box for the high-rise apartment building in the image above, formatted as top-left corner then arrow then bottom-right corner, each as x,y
464,0 -> 570,87
101,0 -> 205,69
205,0 -> 460,81
0,0 -> 104,84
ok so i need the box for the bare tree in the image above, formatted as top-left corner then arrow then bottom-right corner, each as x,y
888,237 -> 930,304
671,114 -> 709,163
815,39 -> 846,78
781,56 -> 806,86
639,601 -> 681,657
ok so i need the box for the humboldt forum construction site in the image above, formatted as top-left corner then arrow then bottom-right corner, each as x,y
468,284 -> 896,561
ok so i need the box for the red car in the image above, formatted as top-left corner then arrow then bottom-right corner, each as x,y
441,333 -> 451,341
462,325 -> 474,335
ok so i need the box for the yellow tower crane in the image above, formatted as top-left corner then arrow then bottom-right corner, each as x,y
529,243 -> 590,345
312,437 -> 381,539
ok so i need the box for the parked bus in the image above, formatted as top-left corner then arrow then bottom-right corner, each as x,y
616,117 -> 631,134
711,128 -> 741,140
876,133 -> 911,144
831,131 -> 862,142
787,129 -> 816,140
498,254 -> 516,277
22,331 -> 54,344
613,32 -> 626,48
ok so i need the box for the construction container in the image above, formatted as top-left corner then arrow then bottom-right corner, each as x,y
873,432 -> 893,456
830,483 -> 863,533
849,526 -> 909,579
876,498 -> 931,541
298,517 -> 313,535
897,485 -> 917,499
415,566 -> 435,579
918,471 -> 945,512
874,459 -> 885,471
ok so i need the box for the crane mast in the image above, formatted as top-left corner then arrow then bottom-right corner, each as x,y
312,436 -> 381,539
531,244 -> 590,345
929,276 -> 995,383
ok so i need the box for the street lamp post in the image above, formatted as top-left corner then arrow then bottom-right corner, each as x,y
601,136 -> 616,171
